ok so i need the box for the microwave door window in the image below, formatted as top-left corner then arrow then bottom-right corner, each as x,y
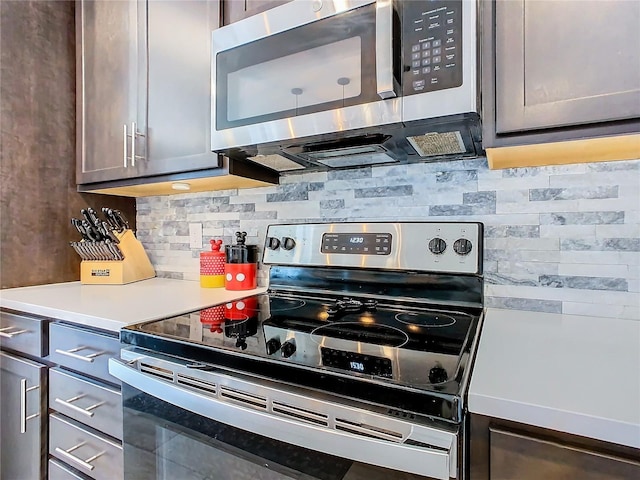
215,4 -> 378,130
227,37 -> 362,123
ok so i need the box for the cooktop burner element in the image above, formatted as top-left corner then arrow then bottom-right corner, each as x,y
395,311 -> 457,328
310,321 -> 409,348
121,222 -> 484,423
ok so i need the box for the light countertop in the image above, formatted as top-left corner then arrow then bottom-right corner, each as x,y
468,308 -> 640,449
0,278 -> 267,332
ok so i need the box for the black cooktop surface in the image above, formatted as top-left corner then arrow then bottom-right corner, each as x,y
122,292 -> 481,399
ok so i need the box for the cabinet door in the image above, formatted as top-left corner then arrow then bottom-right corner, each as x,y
489,428 -> 640,480
0,351 -> 47,480
495,0 -> 640,134
222,0 -> 291,25
142,0 -> 221,177
77,0 -> 145,184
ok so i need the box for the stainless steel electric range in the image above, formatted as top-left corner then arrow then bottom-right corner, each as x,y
109,222 -> 484,480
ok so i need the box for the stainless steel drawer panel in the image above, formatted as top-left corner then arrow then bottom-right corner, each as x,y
49,368 -> 122,440
49,458 -> 92,480
0,310 -> 48,357
49,323 -> 120,385
49,413 -> 123,480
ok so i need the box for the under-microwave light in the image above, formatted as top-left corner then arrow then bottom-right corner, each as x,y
171,182 -> 191,191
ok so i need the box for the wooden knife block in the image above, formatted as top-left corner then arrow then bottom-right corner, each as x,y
80,229 -> 156,285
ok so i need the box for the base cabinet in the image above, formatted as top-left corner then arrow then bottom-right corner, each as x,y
48,322 -> 123,479
471,414 -> 640,480
0,351 -> 48,480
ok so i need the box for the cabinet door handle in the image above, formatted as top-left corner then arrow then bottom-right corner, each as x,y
20,379 -> 40,433
123,124 -> 128,168
131,122 -> 136,167
55,394 -> 105,417
55,442 -> 104,471
55,346 -> 105,363
0,326 -> 29,338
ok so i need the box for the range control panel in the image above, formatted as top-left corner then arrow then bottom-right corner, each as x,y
403,0 -> 463,96
263,222 -> 482,275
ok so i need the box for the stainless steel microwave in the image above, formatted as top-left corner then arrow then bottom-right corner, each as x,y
211,0 -> 481,173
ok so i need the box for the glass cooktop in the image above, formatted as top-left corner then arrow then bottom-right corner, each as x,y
123,292 -> 481,396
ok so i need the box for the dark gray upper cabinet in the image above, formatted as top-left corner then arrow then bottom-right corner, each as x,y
77,0 -> 143,183
77,0 -> 221,185
483,0 -> 640,148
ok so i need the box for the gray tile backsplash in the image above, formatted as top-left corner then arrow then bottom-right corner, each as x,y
137,157 -> 640,320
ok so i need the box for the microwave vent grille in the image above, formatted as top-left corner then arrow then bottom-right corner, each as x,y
407,131 -> 466,157
248,154 -> 306,172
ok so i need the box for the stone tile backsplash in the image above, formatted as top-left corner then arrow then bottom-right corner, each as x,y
137,157 -> 640,320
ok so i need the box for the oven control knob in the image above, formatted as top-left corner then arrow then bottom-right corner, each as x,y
266,237 -> 281,250
266,338 -> 281,355
281,340 -> 296,358
282,237 -> 296,251
453,238 -> 473,256
428,237 -> 447,255
429,366 -> 448,384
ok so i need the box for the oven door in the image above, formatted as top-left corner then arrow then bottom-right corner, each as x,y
211,0 -> 401,151
109,349 -> 460,480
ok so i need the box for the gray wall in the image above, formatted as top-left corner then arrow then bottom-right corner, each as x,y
137,157 -> 640,319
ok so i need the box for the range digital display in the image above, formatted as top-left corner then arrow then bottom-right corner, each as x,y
321,233 -> 392,255
321,348 -> 392,377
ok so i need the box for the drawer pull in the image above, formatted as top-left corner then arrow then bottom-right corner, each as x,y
55,346 -> 106,363
20,379 -> 40,433
55,442 -> 104,471
55,394 -> 105,417
0,326 -> 29,338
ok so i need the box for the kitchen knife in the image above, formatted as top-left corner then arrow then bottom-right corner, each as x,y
102,207 -> 120,232
86,207 -> 102,227
112,209 -> 130,230
71,218 -> 90,241
105,208 -> 125,233
101,221 -> 120,243
81,219 -> 101,242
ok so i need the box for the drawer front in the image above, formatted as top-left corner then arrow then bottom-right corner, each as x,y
0,310 -> 47,357
50,413 -> 123,480
49,458 -> 92,480
49,323 -> 120,385
49,367 -> 122,440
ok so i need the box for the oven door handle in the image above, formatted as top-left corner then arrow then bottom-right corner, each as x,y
109,357 -> 456,479
376,0 -> 396,99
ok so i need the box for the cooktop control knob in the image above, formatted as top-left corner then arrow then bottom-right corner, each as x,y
429,366 -> 448,384
453,238 -> 473,255
282,237 -> 296,251
281,340 -> 296,358
265,338 -> 281,355
428,237 -> 447,255
266,237 -> 281,250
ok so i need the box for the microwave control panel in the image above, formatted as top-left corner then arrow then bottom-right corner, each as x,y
403,0 -> 463,95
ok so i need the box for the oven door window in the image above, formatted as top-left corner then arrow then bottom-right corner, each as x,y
215,4 -> 378,130
123,385 -> 436,480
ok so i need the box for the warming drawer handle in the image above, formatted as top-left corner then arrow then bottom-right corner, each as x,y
375,0 -> 396,99
55,346 -> 105,363
0,326 -> 29,338
109,357 -> 455,479
55,394 -> 105,417
55,442 -> 104,471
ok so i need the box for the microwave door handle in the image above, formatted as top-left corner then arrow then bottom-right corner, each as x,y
375,0 -> 396,99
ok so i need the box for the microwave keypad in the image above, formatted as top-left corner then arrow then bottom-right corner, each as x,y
404,0 -> 463,95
